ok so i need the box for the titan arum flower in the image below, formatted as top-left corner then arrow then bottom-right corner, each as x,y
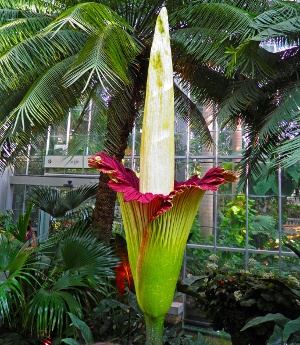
89,7 -> 237,345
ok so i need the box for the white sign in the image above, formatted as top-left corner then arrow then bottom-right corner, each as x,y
44,156 -> 91,168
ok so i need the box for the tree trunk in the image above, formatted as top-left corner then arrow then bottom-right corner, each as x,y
92,172 -> 117,241
92,81 -> 140,240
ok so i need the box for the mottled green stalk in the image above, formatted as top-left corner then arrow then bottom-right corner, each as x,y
145,314 -> 165,345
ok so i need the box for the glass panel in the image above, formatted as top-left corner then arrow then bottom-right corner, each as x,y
48,117 -> 68,155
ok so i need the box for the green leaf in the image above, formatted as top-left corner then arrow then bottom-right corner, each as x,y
12,202 -> 34,242
282,317 -> 300,343
267,324 -> 284,345
61,338 -> 81,345
28,183 -> 98,218
241,313 -> 289,331
28,289 -> 82,337
52,271 -> 88,290
67,312 -> 94,344
63,25 -> 141,90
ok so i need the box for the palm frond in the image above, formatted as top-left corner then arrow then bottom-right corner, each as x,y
60,228 -> 118,278
0,56 -> 87,161
174,58 -> 229,104
0,8 -> 35,25
217,79 -> 267,127
63,25 -> 142,90
0,239 -> 35,321
28,186 -> 62,216
0,30 -> 86,91
236,135 -> 278,192
259,82 -> 300,140
12,202 -> 34,242
22,219 -> 118,336
174,83 -> 213,148
194,0 -> 272,14
0,16 -> 52,51
62,183 -> 98,211
174,2 -> 254,37
47,2 -> 132,35
0,0 -> 60,12
172,3 -> 283,79
0,87 -> 27,121
272,124 -> 300,168
28,183 -> 98,218
173,2 -> 255,49
27,289 -> 82,336
252,2 -> 300,44
225,40 -> 277,79
251,215 -> 276,234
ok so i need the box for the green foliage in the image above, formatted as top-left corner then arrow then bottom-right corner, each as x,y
28,183 -> 98,219
164,332 -> 211,345
88,291 -> 146,344
248,163 -> 300,197
237,240 -> 300,345
61,312 -> 94,345
11,202 -> 33,242
178,268 -> 300,345
241,313 -> 300,345
0,209 -> 16,237
0,218 -> 118,342
218,195 -> 276,250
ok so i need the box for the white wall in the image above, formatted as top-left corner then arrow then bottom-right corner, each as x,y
0,167 -> 13,212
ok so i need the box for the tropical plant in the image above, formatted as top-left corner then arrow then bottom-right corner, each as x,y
28,183 -> 98,219
61,312 -> 94,345
0,0 -> 214,240
10,201 -> 34,243
218,195 -> 276,250
234,240 -> 300,345
241,313 -> 300,345
0,209 -> 16,236
0,218 -> 118,343
89,8 -> 237,345
178,268 -> 300,345
171,0 -> 300,188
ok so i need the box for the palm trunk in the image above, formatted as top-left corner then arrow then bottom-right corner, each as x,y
92,82 -> 140,240
92,172 -> 117,241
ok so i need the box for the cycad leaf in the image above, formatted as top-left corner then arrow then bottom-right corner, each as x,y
174,83 -> 213,148
0,15 -> 51,51
48,2 -> 131,34
0,30 -> 86,91
63,25 -> 141,90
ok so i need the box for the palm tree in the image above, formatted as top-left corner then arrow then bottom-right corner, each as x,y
0,0 -> 213,239
171,0 -> 300,189
28,183 -> 98,218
